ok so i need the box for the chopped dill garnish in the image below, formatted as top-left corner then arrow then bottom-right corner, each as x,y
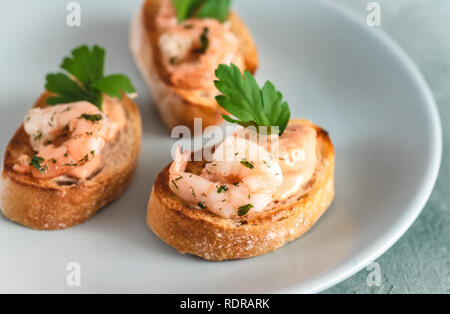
217,185 -> 228,193
237,204 -> 253,216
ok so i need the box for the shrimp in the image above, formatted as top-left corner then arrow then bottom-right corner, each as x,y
233,124 -> 318,200
169,136 -> 283,219
15,101 -> 113,179
155,0 -> 178,32
158,17 -> 244,90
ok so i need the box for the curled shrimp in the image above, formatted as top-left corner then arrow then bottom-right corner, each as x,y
169,136 -> 283,219
158,18 -> 244,90
15,101 -> 116,179
233,124 -> 318,200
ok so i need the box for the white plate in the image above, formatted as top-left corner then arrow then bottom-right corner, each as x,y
0,0 -> 441,293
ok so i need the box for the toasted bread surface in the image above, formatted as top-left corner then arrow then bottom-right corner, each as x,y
147,119 -> 335,260
130,0 -> 259,131
0,92 -> 142,230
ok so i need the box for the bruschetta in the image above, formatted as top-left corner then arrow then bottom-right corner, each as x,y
130,0 -> 258,131
0,45 -> 142,230
146,64 -> 334,260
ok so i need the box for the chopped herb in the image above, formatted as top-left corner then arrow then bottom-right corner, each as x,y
63,124 -> 70,131
169,57 -> 177,65
78,154 -> 89,163
85,131 -> 93,136
48,115 -> 55,127
90,150 -> 95,156
197,201 -> 206,209
237,204 -> 253,216
198,27 -> 209,54
217,185 -> 228,193
44,140 -> 52,146
233,182 -> 239,186
80,113 -> 103,122
64,151 -> 69,157
30,156 -> 47,174
51,158 -> 56,164
183,24 -> 193,29
33,132 -> 43,141
171,180 -> 179,190
62,162 -> 78,167
175,176 -> 183,181
191,187 -> 196,197
240,160 -> 254,169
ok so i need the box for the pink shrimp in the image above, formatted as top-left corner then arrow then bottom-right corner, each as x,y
14,98 -> 125,180
234,124 -> 318,200
156,1 -> 244,90
168,136 -> 282,219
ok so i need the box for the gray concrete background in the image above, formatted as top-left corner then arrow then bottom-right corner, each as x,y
323,0 -> 450,293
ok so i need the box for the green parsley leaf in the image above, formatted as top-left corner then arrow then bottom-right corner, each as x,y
45,45 -> 135,110
237,203 -> 253,216
214,64 -> 291,135
45,73 -> 101,106
196,0 -> 231,22
173,0 -> 231,23
90,74 -> 135,99
61,45 -> 105,87
173,0 -> 202,21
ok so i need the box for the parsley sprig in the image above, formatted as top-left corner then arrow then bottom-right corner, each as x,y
45,45 -> 135,110
214,64 -> 291,135
173,0 -> 231,23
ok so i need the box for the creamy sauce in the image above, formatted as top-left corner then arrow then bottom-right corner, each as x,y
273,124 -> 317,200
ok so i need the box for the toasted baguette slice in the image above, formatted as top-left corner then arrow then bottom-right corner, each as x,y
0,92 -> 142,230
130,0 -> 259,131
147,119 -> 334,260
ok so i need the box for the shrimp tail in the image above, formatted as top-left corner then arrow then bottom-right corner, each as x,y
169,145 -> 190,174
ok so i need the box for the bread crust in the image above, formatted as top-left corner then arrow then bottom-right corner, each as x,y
129,0 -> 259,132
0,92 -> 142,230
147,120 -> 335,260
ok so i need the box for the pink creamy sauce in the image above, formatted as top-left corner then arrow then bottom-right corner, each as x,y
272,124 -> 318,201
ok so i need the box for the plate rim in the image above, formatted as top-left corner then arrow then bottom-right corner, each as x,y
279,0 -> 443,294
